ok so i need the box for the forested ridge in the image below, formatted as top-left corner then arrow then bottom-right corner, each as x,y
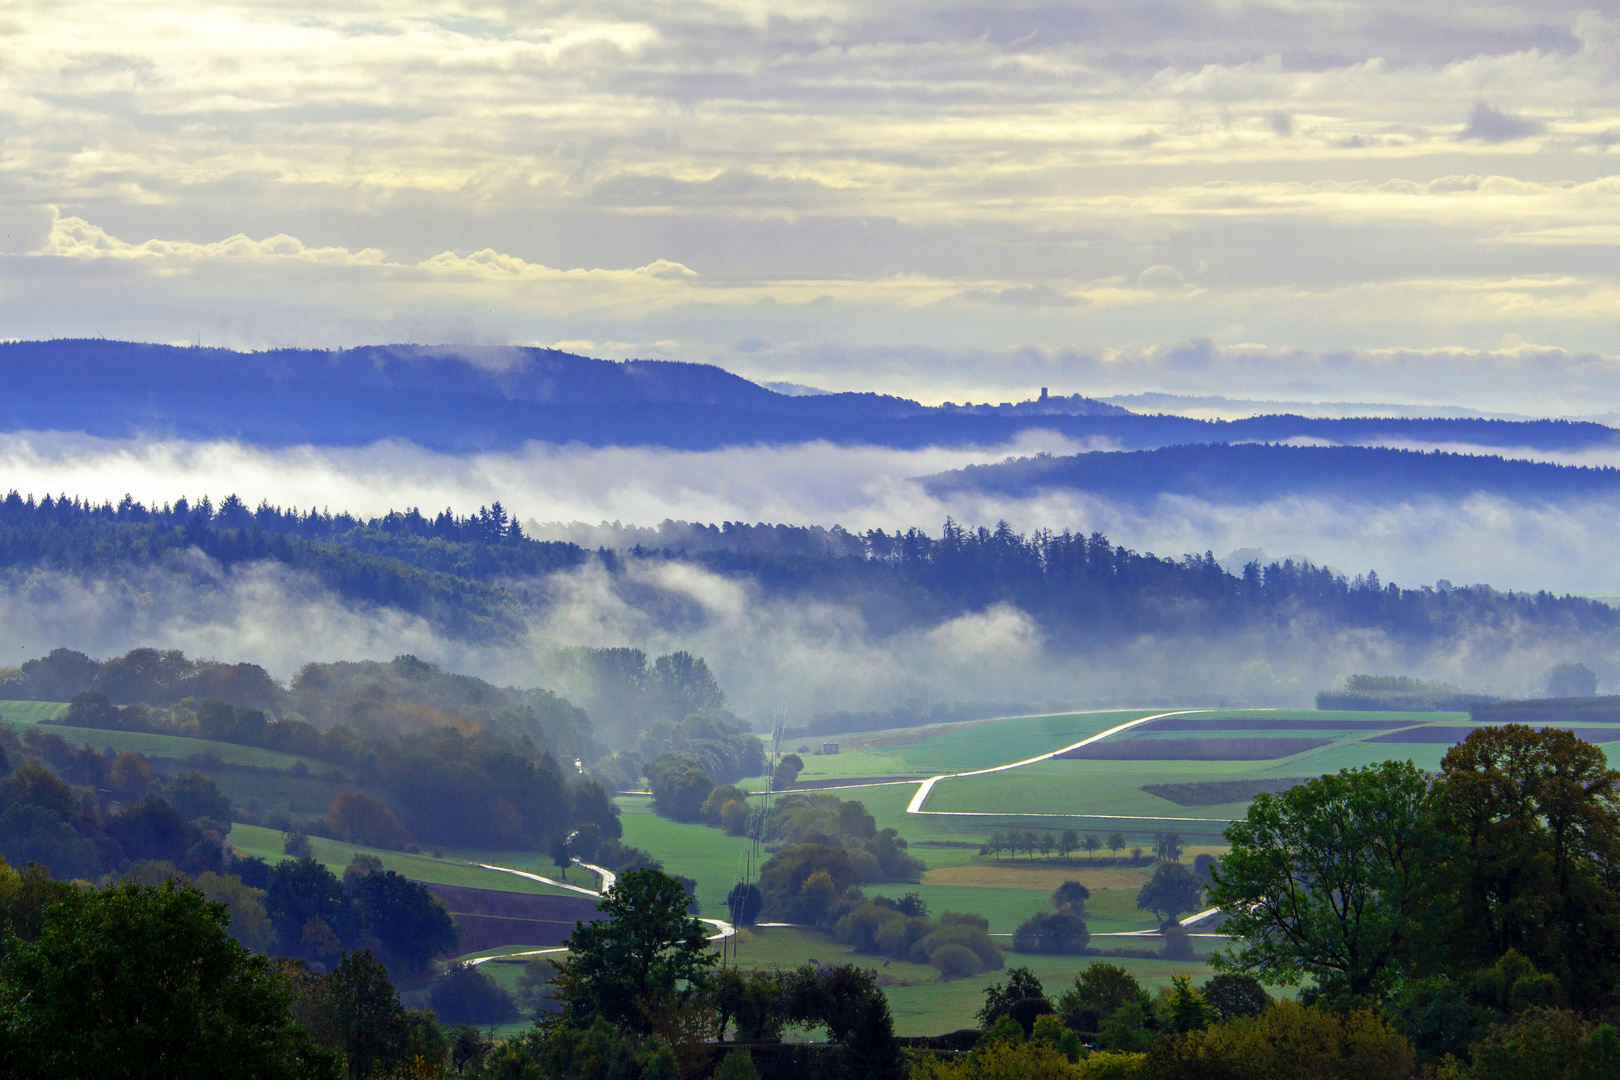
2,339 -> 1613,453
3,488 -> 1615,648
926,442 -> 1620,503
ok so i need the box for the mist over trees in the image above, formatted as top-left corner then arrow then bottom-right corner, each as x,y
5,490 -> 1615,661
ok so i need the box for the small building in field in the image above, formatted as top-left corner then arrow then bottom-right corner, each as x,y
822,742 -> 839,755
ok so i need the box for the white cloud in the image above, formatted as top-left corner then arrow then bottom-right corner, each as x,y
0,1 -> 1616,396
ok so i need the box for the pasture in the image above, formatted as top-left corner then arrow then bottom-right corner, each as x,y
723,925 -> 1219,1036
0,700 -> 70,724
23,724 -> 313,771
225,823 -> 586,897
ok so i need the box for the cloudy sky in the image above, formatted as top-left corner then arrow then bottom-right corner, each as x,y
2,1 -> 1617,407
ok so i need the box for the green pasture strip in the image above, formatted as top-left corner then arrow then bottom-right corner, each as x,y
862,880 -> 1158,936
437,848 -> 599,891
616,800 -> 756,917
886,711 -> 1159,774
917,711 -> 1506,824
732,926 -> 1216,1036
884,952 -> 1219,1036
224,823 -> 578,897
26,725 -> 311,770
449,943 -> 569,964
0,700 -> 69,724
900,843 -> 984,870
927,759 -> 1271,817
778,747 -> 921,779
1282,740 -> 1451,776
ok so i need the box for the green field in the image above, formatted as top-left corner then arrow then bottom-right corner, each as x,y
724,925 -> 1217,1036
618,800 -> 760,917
0,700 -> 70,724
911,710 -> 1492,837
24,724 -> 314,771
225,823 -> 587,897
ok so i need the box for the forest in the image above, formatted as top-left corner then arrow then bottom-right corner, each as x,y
925,442 -> 1620,504
4,488 -> 1616,655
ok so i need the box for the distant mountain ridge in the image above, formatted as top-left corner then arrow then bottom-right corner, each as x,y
1,339 -> 1615,455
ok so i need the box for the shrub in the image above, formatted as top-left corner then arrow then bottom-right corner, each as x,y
645,753 -> 715,821
1143,999 -> 1413,1080
913,922 -> 1005,972
757,843 -> 862,921
909,1037 -> 1123,1080
167,771 -> 233,822
1467,1008 -> 1620,1080
1203,973 -> 1268,1022
720,800 -> 749,835
933,943 -> 983,979
327,791 -> 413,849
1012,911 -> 1090,955
1052,880 -> 1091,914
700,784 -> 749,826
429,963 -> 518,1025
1160,924 -> 1195,960
978,968 -> 1052,1030
713,1048 -> 759,1080
1098,1002 -> 1154,1053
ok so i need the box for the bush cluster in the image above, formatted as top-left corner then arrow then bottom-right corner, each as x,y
835,898 -> 1005,979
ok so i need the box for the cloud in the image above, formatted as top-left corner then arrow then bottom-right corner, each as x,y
0,2 -> 1616,370
1460,101 -> 1545,142
37,209 -> 697,285
7,426 -> 1620,596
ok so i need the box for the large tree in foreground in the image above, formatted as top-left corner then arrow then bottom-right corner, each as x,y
0,879 -> 339,1080
549,867 -> 715,1034
1423,724 -> 1620,1001
1209,760 -> 1432,997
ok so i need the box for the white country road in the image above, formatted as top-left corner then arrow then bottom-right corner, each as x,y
464,856 -> 734,965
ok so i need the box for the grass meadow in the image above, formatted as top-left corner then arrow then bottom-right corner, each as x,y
224,823 -> 585,897
0,700 -> 70,724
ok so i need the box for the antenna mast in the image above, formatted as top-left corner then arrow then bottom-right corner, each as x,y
723,703 -> 787,969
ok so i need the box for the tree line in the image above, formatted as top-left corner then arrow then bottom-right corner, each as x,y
7,488 -> 1614,656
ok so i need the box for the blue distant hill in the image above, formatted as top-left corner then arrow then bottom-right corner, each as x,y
3,339 -> 1615,456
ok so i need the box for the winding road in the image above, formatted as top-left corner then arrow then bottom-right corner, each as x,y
465,856 -> 735,966
468,709 -> 1235,966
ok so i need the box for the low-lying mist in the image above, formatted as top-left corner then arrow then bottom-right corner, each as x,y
3,429 -> 1619,722
2,546 -> 1611,727
3,430 -> 1620,592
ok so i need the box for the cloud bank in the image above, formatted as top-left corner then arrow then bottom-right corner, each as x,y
4,431 -> 1620,594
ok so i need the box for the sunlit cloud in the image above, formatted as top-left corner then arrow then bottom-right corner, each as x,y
0,1 -> 1616,391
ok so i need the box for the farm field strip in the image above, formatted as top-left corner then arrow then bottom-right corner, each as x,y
226,823 -> 581,897
0,700 -> 70,724
10,722 -> 317,771
907,710 -> 1208,817
908,707 -> 1527,826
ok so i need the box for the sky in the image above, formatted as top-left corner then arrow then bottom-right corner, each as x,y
3,1 -> 1619,408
